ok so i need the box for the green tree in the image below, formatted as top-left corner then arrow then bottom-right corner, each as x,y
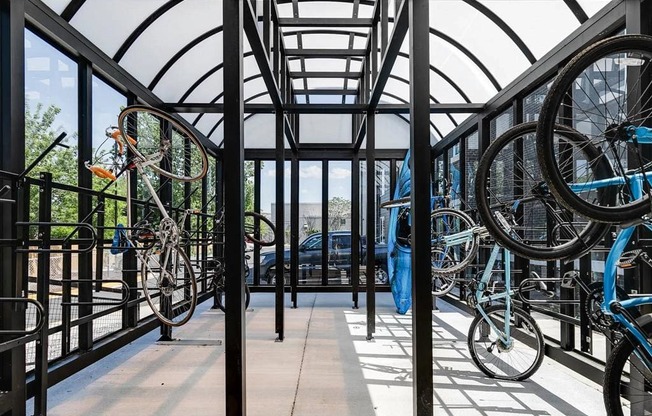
25,102 -> 78,238
328,197 -> 351,230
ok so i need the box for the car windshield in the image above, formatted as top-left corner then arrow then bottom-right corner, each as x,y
302,235 -> 322,250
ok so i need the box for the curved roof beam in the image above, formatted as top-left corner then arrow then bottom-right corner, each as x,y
149,26 -> 224,90
61,0 -> 86,21
388,74 -> 459,128
192,74 -> 265,126
461,0 -> 536,64
430,28 -> 501,92
563,0 -> 589,23
283,29 -> 368,37
395,51 -> 472,103
277,0 -> 375,6
113,0 -> 184,62
179,51 -> 256,103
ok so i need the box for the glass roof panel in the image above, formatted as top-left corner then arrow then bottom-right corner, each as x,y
306,95 -> 349,104
300,114 -> 352,143
577,0 -> 612,16
300,34 -> 351,49
303,58 -> 347,72
192,113 -> 222,140
353,36 -> 368,49
276,3 -> 294,18
248,93 -> 272,104
348,59 -> 363,73
384,77 -> 409,102
430,72 -> 466,103
118,0 -> 222,86
209,123 -> 224,145
244,77 -> 267,99
245,114 -> 276,148
429,1 -> 531,88
288,59 -> 302,71
428,36 -> 496,102
306,78 -> 344,89
183,69 -> 223,103
243,55 -> 262,79
358,4 -> 374,19
374,115 -> 410,149
379,95 -> 403,104
430,114 -> 457,140
480,0 -> 578,59
41,0 -> 71,14
347,79 -> 359,89
284,35 -> 299,49
153,34 -> 222,102
70,0 -> 168,58
298,2 -> 353,18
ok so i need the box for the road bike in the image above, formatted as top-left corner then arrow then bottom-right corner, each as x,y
427,207 -> 546,380
209,209 -> 276,312
535,34 -> 652,415
87,105 -> 208,326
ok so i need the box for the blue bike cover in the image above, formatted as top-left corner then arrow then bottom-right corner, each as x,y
387,152 -> 412,314
110,223 -> 131,255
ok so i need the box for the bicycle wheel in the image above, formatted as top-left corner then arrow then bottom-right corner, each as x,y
467,304 -> 545,381
537,34 -> 652,223
118,105 -> 208,182
431,247 -> 459,296
604,315 -> 652,416
141,245 -> 197,327
215,282 -> 251,313
476,122 -> 612,260
244,211 -> 276,246
430,208 -> 479,276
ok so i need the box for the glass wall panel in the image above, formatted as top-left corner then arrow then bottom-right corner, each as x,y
25,29 -> 78,186
448,143 -> 461,209
299,161 -> 323,284
328,161 -> 352,284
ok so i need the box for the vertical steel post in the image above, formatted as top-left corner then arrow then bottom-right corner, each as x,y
366,112 -> 376,340
322,160 -> 329,286
254,160 -> 261,286
0,1 -> 26,413
223,1 -> 247,414
275,111 -> 285,339
34,172 -> 52,416
77,59 -> 94,351
290,155 -> 299,307
409,0 -> 434,414
351,151 -> 360,308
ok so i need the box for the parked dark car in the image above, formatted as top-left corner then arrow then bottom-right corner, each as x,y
257,231 -> 388,285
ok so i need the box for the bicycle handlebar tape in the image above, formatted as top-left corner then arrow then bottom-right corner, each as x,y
109,130 -> 125,155
88,165 -> 117,181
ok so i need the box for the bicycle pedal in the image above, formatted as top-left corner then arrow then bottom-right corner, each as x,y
617,249 -> 642,269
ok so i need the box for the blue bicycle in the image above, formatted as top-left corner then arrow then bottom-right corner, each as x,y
536,34 -> 652,415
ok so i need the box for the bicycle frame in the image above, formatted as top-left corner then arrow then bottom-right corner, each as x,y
438,226 -> 516,347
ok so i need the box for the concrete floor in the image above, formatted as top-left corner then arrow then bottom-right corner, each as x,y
34,293 -> 606,416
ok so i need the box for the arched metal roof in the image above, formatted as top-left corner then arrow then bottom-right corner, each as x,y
38,0 -> 613,147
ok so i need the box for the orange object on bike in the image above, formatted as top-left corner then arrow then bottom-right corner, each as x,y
88,165 -> 116,181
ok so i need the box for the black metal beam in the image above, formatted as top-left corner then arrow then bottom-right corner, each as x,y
243,0 -> 282,109
564,0 -> 589,23
369,0 -> 407,108
409,0 -> 433,414
284,114 -> 298,152
0,1 -> 26,413
290,71 -> 361,79
278,17 -> 373,27
275,111 -> 285,340
293,89 -> 358,95
285,48 -> 367,57
60,0 -> 85,21
223,1 -> 246,415
354,114 -> 367,150
365,111 -> 376,341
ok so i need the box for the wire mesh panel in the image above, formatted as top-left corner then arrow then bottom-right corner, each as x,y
465,131 -> 479,210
